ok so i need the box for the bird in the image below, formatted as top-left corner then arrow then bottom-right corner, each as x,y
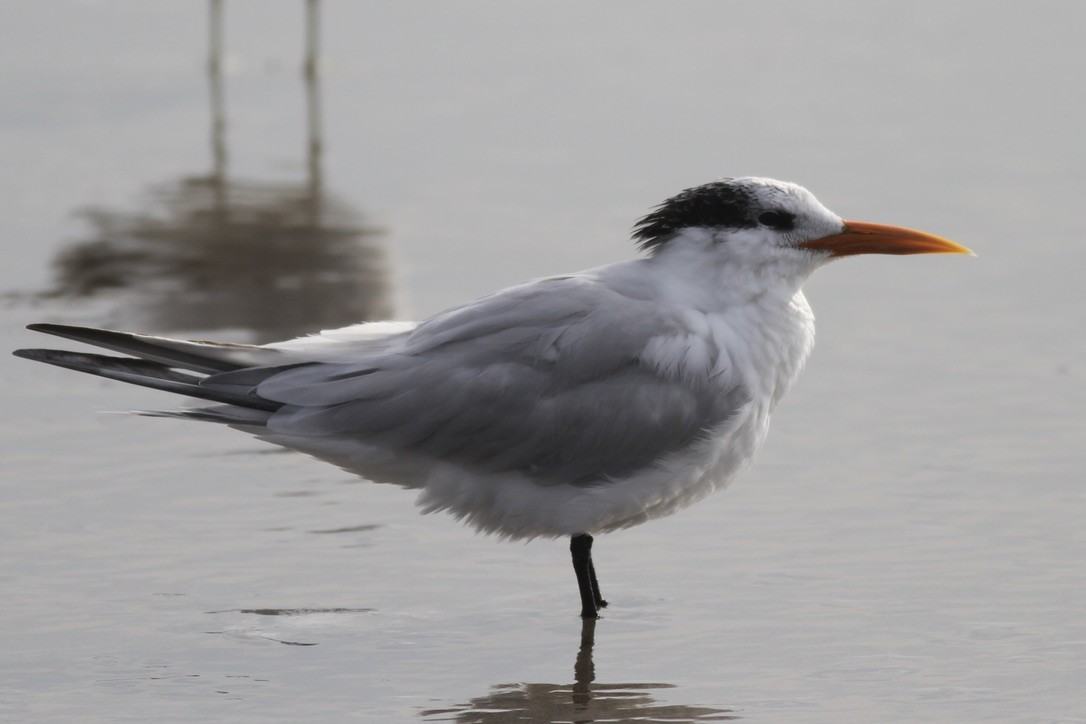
14,176 -> 972,619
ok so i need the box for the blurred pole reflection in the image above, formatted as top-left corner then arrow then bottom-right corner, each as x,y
419,618 -> 737,722
304,0 -> 323,210
43,0 -> 392,344
208,0 -> 227,214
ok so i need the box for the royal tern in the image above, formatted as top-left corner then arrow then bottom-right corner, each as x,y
15,177 -> 972,618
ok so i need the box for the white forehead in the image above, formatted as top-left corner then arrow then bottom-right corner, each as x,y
731,176 -> 835,217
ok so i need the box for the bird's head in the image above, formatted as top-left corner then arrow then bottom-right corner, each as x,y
633,177 -> 972,274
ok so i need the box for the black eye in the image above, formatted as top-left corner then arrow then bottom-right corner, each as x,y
758,211 -> 795,231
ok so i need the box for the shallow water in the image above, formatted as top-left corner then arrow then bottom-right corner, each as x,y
2,2 -> 1084,721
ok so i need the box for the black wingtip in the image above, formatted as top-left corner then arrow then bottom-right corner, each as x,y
13,347 -> 282,411
19,323 -> 250,374
12,348 -> 77,365
27,322 -> 68,333
26,322 -> 110,336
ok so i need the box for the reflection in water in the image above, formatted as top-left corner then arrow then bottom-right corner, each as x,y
421,620 -> 738,722
49,176 -> 390,343
43,0 -> 392,343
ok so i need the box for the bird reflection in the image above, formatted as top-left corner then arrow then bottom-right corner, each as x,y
420,619 -> 738,722
43,0 -> 391,343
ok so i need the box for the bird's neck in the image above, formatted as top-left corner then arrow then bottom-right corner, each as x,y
645,233 -> 818,408
648,231 -> 818,313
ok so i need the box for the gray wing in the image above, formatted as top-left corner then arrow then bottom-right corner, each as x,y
208,275 -> 747,485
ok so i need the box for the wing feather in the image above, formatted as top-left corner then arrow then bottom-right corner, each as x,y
210,274 -> 748,485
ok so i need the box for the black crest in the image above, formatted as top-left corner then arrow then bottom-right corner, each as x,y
633,180 -> 759,252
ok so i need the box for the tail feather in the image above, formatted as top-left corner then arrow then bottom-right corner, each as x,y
140,406 -> 274,426
26,323 -> 284,374
13,348 -> 282,412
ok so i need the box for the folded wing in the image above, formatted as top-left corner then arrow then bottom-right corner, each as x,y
206,275 -> 748,485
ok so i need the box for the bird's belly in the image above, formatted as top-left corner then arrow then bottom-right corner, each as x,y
583,401 -> 769,533
414,401 -> 769,539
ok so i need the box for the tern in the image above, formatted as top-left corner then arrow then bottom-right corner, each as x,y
14,177 -> 971,618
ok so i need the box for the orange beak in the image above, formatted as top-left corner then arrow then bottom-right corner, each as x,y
800,221 -> 974,257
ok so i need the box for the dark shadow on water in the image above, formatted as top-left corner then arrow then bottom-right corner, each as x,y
307,524 -> 381,534
420,619 -> 739,722
39,0 -> 393,343
204,606 -> 377,647
206,607 -> 375,616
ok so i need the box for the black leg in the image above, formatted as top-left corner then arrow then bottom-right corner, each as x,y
587,555 -> 608,610
570,533 -> 606,618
